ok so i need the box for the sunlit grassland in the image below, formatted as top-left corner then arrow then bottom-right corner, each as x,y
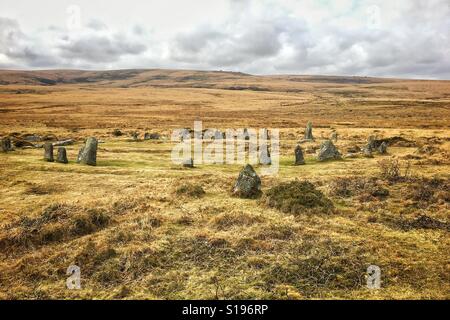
0,73 -> 449,299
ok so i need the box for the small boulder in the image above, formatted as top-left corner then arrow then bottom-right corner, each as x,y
43,142 -> 54,162
56,147 -> 69,164
77,137 -> 98,166
144,132 -> 161,140
112,129 -> 123,137
304,121 -> 314,141
232,164 -> 262,199
362,147 -> 374,158
317,140 -> 341,162
294,145 -> 305,165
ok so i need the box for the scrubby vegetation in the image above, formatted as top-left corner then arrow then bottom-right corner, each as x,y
175,183 -> 206,198
0,72 -> 449,300
263,180 -> 334,214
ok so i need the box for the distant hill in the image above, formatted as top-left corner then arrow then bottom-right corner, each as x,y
0,69 -> 406,90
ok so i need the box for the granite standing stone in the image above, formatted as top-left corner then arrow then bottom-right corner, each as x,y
232,164 -> 262,199
295,145 -> 306,165
77,137 -> 98,166
259,144 -> 271,165
317,140 -> 341,162
56,147 -> 68,164
43,142 -> 54,162
304,121 -> 314,141
378,142 -> 388,154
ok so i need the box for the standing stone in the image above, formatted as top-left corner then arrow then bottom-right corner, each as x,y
1,137 -> 13,152
330,131 -> 338,142
182,158 -> 194,168
294,145 -> 305,165
77,137 -> 98,166
43,142 -> 54,162
259,144 -> 271,165
304,121 -> 314,141
366,135 -> 376,151
317,140 -> 342,162
378,142 -> 388,154
243,128 -> 250,141
56,147 -> 68,164
232,164 -> 262,199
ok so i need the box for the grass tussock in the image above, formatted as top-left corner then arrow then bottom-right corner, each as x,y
0,203 -> 112,252
406,177 -> 450,207
328,176 -> 389,202
262,180 -> 334,215
175,183 -> 206,198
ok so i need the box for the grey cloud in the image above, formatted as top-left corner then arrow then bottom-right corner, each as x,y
170,19 -> 287,68
0,17 -> 58,68
58,32 -> 147,64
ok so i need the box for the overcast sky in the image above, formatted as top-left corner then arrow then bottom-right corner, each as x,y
0,0 -> 449,79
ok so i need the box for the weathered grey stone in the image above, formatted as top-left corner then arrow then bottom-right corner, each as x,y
243,128 -> 250,141
53,139 -> 74,147
112,129 -> 123,137
317,140 -> 341,162
294,145 -> 305,165
378,142 -> 388,154
1,137 -> 13,152
43,142 -> 54,162
259,144 -> 271,165
56,147 -> 68,164
304,121 -> 314,141
366,135 -> 376,151
77,137 -> 97,166
362,147 -> 374,158
22,134 -> 41,142
330,131 -> 338,142
182,158 -> 194,168
144,132 -> 161,140
344,153 -> 358,159
232,164 -> 262,199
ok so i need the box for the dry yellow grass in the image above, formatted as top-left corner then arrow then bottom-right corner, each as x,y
0,70 -> 449,299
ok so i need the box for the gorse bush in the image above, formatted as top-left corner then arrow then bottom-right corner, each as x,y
378,158 -> 412,182
263,180 -> 334,215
